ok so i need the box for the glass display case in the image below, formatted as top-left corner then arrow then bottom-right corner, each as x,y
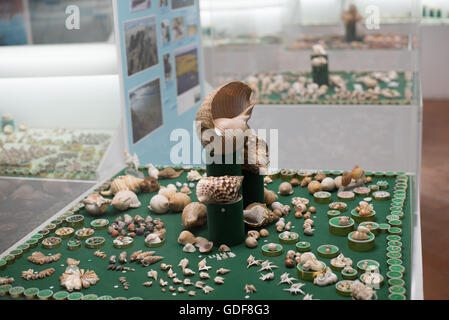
201,0 -> 423,299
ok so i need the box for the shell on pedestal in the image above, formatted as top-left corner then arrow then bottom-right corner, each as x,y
196,176 -> 243,204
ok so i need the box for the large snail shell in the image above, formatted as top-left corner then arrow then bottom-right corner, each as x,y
182,202 -> 207,228
196,81 -> 253,155
148,194 -> 169,214
168,192 -> 192,212
101,175 -> 143,196
243,203 -> 271,228
83,193 -> 111,216
196,176 -> 243,204
111,190 -> 141,211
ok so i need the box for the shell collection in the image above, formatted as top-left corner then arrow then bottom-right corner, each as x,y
0,158 -> 409,300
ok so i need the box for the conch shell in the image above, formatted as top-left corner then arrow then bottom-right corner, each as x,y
111,190 -> 141,211
148,194 -> 169,214
168,192 -> 192,212
158,168 -> 183,179
101,175 -> 143,196
195,81 -> 269,174
182,202 -> 207,228
82,193 -> 111,216
243,203 -> 272,227
196,176 -> 243,203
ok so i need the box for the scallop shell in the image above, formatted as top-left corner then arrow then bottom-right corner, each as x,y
101,175 -> 143,196
196,176 -> 243,203
182,202 -> 207,228
148,194 -> 169,214
168,192 -> 192,212
111,190 -> 141,211
243,203 -> 271,227
82,193 -> 111,216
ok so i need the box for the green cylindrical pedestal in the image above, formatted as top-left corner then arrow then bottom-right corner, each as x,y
311,54 -> 329,86
206,152 -> 242,177
242,170 -> 264,207
345,22 -> 357,42
206,197 -> 245,246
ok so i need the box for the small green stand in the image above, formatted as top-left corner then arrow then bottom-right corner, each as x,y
242,169 -> 264,207
206,152 -> 242,177
311,54 -> 329,86
206,197 -> 245,246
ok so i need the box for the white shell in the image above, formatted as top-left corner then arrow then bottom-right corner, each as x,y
313,268 -> 338,286
111,190 -> 141,211
147,164 -> 159,179
321,177 -> 336,191
187,170 -> 202,182
183,243 -> 196,253
148,194 -> 169,214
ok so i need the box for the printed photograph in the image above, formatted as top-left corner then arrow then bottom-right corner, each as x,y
175,45 -> 199,96
124,16 -> 159,77
160,0 -> 168,7
130,0 -> 151,12
129,79 -> 163,144
163,53 -> 173,82
171,0 -> 194,10
186,14 -> 198,37
161,19 -> 170,44
172,16 -> 184,41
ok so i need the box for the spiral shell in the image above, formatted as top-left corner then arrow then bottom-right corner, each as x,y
101,175 -> 143,196
111,190 -> 141,211
196,176 -> 243,203
148,194 -> 169,214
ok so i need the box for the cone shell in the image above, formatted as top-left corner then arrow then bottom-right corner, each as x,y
196,176 -> 243,204
169,192 -> 192,212
182,202 -> 207,228
101,175 -> 143,196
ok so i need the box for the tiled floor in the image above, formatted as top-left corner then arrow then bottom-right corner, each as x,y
421,100 -> 449,299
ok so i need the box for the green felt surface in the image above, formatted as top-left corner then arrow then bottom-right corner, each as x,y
254,71 -> 412,105
0,170 -> 412,300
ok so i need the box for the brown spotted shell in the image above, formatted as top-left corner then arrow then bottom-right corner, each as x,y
196,176 -> 243,204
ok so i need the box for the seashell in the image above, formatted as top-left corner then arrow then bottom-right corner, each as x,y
279,182 -> 293,195
145,233 -> 162,245
351,165 -> 364,180
304,226 -> 314,236
290,178 -> 300,187
111,190 -> 141,211
184,278 -> 193,286
147,164 -> 159,179
183,268 -> 196,276
82,193 -> 111,216
203,285 -> 215,294
200,272 -> 210,280
101,175 -> 143,196
196,239 -> 213,254
158,168 -> 183,179
214,276 -> 225,284
247,230 -> 260,240
196,176 -> 243,203
182,202 -> 207,229
147,270 -> 158,280
301,176 -> 312,187
321,177 -> 336,191
264,188 -> 278,205
180,186 -> 191,194
178,230 -> 196,245
351,280 -> 377,300
148,194 -> 169,214
314,173 -> 326,182
173,278 -> 182,284
271,201 -> 290,215
178,258 -> 189,269
188,290 -> 196,296
159,278 -> 168,287
341,172 -> 352,187
168,192 -> 192,212
183,243 -> 196,253
304,218 -> 314,226
3,124 -> 13,135
158,186 -> 177,201
140,177 -> 160,193
178,287 -> 186,293
243,203 -> 271,227
276,218 -> 285,232
314,268 -> 338,287
187,170 -> 202,182
352,231 -> 369,240
142,281 -> 153,287
267,243 -> 278,251
216,268 -> 230,275
244,284 -> 257,293
245,237 -> 258,248
334,176 -> 343,189
307,181 -> 322,194
259,272 -> 274,281
198,258 -> 212,271
260,229 -> 269,237
219,244 -> 231,252
167,268 -> 176,278
264,176 -> 272,184
18,123 -> 27,131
